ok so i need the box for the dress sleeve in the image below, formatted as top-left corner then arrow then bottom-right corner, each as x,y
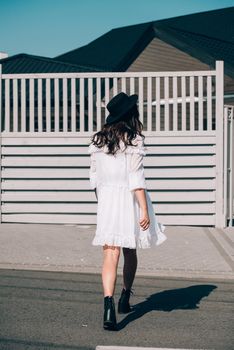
127,136 -> 147,192
89,153 -> 97,189
128,153 -> 147,191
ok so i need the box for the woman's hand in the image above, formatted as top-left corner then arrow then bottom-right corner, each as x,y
139,209 -> 150,230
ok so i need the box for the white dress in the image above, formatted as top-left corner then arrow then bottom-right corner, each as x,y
88,134 -> 167,249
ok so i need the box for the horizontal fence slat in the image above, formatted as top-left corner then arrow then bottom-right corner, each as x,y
1,136 -> 92,145
1,133 -> 217,142
2,203 -> 97,213
2,179 -> 90,190
156,215 -> 215,226
2,167 -> 216,178
1,178 -> 216,191
1,213 -> 97,224
1,191 -> 215,202
2,70 -> 216,79
1,155 -> 216,167
2,168 -> 90,178
1,214 -> 215,226
1,157 -> 90,167
1,145 -> 216,155
2,146 -> 91,155
2,202 -> 215,214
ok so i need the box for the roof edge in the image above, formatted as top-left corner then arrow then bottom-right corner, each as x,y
0,53 -> 101,71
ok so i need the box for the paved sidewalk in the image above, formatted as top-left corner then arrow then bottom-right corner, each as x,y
0,223 -> 233,280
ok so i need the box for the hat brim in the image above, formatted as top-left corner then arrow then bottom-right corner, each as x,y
105,94 -> 138,124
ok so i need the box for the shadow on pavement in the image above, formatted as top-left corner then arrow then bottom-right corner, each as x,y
116,284 -> 217,331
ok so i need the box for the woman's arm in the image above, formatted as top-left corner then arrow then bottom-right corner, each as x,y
134,189 -> 150,230
128,151 -> 150,231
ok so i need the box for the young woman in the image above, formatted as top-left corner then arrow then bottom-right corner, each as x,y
88,92 -> 167,330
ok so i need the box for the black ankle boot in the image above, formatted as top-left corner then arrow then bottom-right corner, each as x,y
118,288 -> 133,314
103,296 -> 117,330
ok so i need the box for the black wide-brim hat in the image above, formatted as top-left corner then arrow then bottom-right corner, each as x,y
105,92 -> 138,125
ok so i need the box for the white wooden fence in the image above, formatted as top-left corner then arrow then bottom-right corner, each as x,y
0,61 -> 230,228
0,66 -> 219,133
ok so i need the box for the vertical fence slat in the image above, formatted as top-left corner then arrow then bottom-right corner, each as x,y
139,77 -> 143,123
227,106 -> 234,226
13,79 -> 18,132
113,77 -> 118,96
215,60 -> 224,227
63,78 -> 68,132
164,76 -> 169,131
207,75 -> 212,130
223,106 -> 229,224
104,78 -> 110,118
46,78 -> 51,132
29,78 -> 34,132
190,76 -> 195,131
96,77 -> 101,131
38,78 -> 42,132
198,76 -> 203,131
71,78 -> 76,132
181,76 -> 186,131
130,77 -> 135,95
79,78 -> 84,132
121,77 -> 126,93
172,76 -> 178,131
54,78 -> 59,132
224,106 -> 228,225
147,77 -> 152,132
230,107 -> 234,226
156,77 -> 160,131
5,79 -> 10,132
21,79 -> 26,132
88,78 -> 93,132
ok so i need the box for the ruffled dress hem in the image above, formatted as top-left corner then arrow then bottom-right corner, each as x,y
92,221 -> 167,249
137,222 -> 167,249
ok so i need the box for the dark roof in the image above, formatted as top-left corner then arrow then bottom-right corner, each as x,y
56,22 -> 155,71
55,6 -> 234,77
154,6 -> 234,44
0,53 -> 101,74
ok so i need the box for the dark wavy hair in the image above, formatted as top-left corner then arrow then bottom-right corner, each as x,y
90,104 -> 145,155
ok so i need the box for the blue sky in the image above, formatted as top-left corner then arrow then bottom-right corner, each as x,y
1,0 -> 234,58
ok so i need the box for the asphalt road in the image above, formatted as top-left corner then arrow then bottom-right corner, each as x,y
0,269 -> 233,350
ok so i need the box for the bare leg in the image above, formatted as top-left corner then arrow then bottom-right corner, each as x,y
102,245 -> 120,297
122,248 -> 137,290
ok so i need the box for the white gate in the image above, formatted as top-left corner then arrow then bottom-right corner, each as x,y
0,61 -> 227,227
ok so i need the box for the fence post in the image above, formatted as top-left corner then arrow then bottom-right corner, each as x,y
0,64 -> 2,224
228,106 -> 234,227
215,60 -> 225,228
